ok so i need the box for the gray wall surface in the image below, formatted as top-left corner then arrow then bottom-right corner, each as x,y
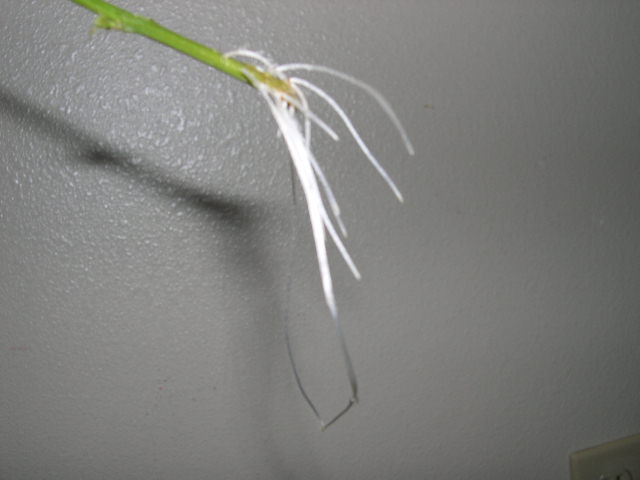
2,1 -> 639,478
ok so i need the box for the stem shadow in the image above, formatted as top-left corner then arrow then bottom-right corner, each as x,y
0,84 -> 296,475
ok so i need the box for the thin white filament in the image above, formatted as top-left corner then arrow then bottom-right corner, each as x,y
292,77 -> 404,202
288,80 -> 312,150
224,48 -> 353,233
278,86 -> 358,277
239,57 -> 412,428
247,71 -> 360,427
225,51 -> 340,142
283,211 -> 357,430
318,205 -> 360,279
311,153 -> 348,238
277,90 -> 340,142
278,63 -> 415,157
243,67 -> 355,297
288,82 -> 347,237
253,80 -> 338,317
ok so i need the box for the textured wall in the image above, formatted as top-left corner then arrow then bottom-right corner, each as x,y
2,1 -> 640,478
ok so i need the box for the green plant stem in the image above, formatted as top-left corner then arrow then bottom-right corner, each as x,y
69,0 -> 294,96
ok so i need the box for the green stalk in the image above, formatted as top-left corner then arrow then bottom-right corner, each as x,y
69,0 -> 294,96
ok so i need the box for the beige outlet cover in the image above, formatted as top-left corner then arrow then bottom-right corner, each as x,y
570,433 -> 640,480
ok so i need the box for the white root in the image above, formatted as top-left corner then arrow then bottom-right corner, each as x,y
237,55 -> 412,429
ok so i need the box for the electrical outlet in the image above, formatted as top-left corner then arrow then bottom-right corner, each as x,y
570,433 -> 640,480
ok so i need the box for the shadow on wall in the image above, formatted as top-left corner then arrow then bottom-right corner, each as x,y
0,86 -> 249,222
0,85 -> 297,474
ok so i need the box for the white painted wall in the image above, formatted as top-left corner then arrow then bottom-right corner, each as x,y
1,1 -> 639,478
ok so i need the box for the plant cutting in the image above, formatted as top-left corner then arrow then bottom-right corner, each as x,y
69,0 -> 414,429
